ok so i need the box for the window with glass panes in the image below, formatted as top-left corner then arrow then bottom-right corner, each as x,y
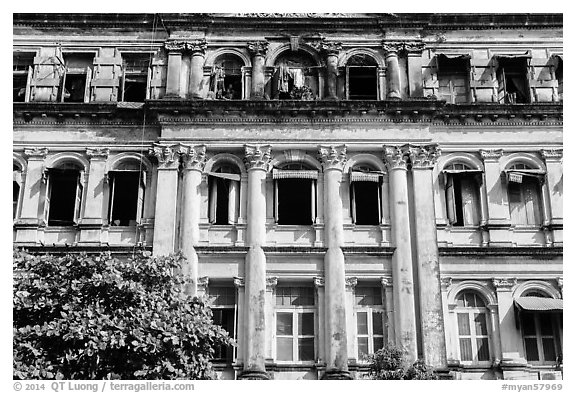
455,291 -> 491,363
520,292 -> 561,364
275,286 -> 315,362
207,286 -> 236,362
355,286 -> 385,359
507,163 -> 543,226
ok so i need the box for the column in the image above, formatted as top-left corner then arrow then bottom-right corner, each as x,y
344,277 -> 357,362
239,144 -> 271,380
78,148 -> 109,244
382,42 -> 403,99
15,148 -> 48,244
479,149 -> 509,246
234,277 -> 246,367
381,277 -> 395,346
180,145 -> 207,296
408,145 -> 447,369
492,278 -> 525,366
149,143 -> 184,256
405,42 -> 425,98
321,42 -> 342,100
265,276 -> 278,362
383,145 -> 418,361
164,40 -> 186,98
541,149 -> 563,245
247,41 -> 269,100
314,277 -> 326,365
187,40 -> 207,99
439,278 -> 454,362
318,145 -> 351,380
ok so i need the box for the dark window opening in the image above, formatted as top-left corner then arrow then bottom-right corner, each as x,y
13,74 -> 28,102
209,165 -> 240,225
47,169 -> 81,226
277,178 -> 313,225
555,57 -> 563,101
352,181 -> 380,225
61,53 -> 94,103
437,56 -> 470,104
109,172 -> 142,226
214,177 -> 230,225
13,181 -> 20,219
347,54 -> 378,100
63,73 -> 86,102
445,168 -> 481,227
209,55 -> 244,100
211,308 -> 235,361
13,52 -> 34,102
121,54 -> 150,102
274,51 -> 318,100
497,57 -> 530,104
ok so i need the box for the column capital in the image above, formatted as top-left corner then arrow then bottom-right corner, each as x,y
383,145 -> 409,170
23,147 -> 49,160
181,145 -> 207,171
440,276 -> 453,291
314,276 -> 325,288
320,41 -> 343,56
404,41 -> 426,54
407,144 -> 441,169
244,144 -> 272,171
381,276 -> 394,288
318,145 -> 347,171
382,41 -> 425,55
197,276 -> 210,293
164,39 -> 187,53
86,147 -> 110,160
234,276 -> 245,288
345,276 -> 358,290
149,143 -> 186,170
266,276 -> 278,290
479,149 -> 504,161
247,41 -> 269,57
492,277 -> 517,291
541,148 -> 563,161
186,39 -> 207,55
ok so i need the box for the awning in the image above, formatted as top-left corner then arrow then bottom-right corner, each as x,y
437,53 -> 472,60
442,169 -> 483,174
515,297 -> 563,312
496,51 -> 532,59
272,169 -> 318,180
350,171 -> 382,183
207,172 -> 241,181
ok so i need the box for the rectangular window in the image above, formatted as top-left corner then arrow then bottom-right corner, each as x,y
496,57 -> 531,104
355,285 -> 385,360
346,66 -> 377,100
273,169 -> 318,225
13,52 -> 34,102
121,53 -> 151,102
445,173 -> 481,227
207,285 -> 236,362
437,55 -> 470,104
61,53 -> 94,103
45,168 -> 83,226
521,312 -> 561,365
108,171 -> 145,226
508,176 -> 543,226
350,171 -> 382,225
275,286 -> 316,362
208,172 -> 240,225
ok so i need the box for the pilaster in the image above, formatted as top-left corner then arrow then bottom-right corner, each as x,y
541,149 -> 563,228
492,278 -> 525,366
479,149 -> 510,245
404,42 -> 425,98
320,42 -> 342,100
234,277 -> 246,363
247,41 -> 269,100
382,42 -> 404,99
187,39 -> 207,99
164,40 -> 187,98
381,277 -> 395,346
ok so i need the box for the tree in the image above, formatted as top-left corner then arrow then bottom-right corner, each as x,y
367,345 -> 438,380
13,249 -> 233,380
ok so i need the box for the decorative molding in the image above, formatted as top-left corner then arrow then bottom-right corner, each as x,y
149,143 -> 187,169
556,277 -> 563,292
492,277 -> 518,290
382,41 -> 425,54
186,39 -> 207,54
181,145 -> 207,171
86,147 -> 110,160
479,149 -> 504,161
23,147 -> 49,159
237,13 -> 349,18
247,41 -> 269,57
320,41 -> 343,56
541,148 -> 563,160
383,145 -> 408,170
403,41 -> 426,53
440,277 -> 453,290
233,276 -> 245,288
407,144 -> 441,168
314,276 -> 325,288
380,276 -> 393,288
266,276 -> 278,290
164,39 -> 187,52
382,42 -> 405,54
244,144 -> 272,171
197,276 -> 210,292
318,145 -> 347,171
345,276 -> 358,290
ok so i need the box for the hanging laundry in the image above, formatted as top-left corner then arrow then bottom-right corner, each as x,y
278,64 -> 290,93
290,68 -> 305,88
209,65 -> 226,98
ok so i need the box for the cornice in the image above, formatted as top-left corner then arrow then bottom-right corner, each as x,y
438,246 -> 563,258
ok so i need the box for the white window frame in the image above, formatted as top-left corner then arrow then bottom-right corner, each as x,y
273,168 -> 318,225
107,170 -> 146,226
13,52 -> 34,103
454,293 -> 492,366
120,52 -> 153,102
207,166 -> 241,225
506,164 -> 545,227
350,167 -> 383,225
207,285 -> 238,362
354,293 -> 385,361
44,167 -> 85,226
443,166 -> 482,227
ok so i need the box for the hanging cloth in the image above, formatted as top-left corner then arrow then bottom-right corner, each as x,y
209,65 -> 226,98
290,68 -> 305,88
278,64 -> 290,93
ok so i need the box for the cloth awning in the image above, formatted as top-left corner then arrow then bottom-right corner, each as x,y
207,172 -> 241,181
495,51 -> 532,59
515,297 -> 563,312
272,169 -> 318,180
442,169 -> 483,174
350,171 -> 382,183
437,53 -> 472,60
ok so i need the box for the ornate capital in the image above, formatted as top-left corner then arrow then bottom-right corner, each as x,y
247,41 -> 269,57
541,149 -> 563,161
492,277 -> 517,290
197,276 -> 209,292
382,41 -> 424,54
23,147 -> 49,159
86,147 -> 110,160
381,276 -> 393,288
345,276 -> 358,290
149,143 -> 186,170
244,144 -> 272,171
383,145 -> 409,170
404,42 -> 426,53
266,276 -> 278,290
187,39 -> 207,55
320,41 -> 342,56
233,276 -> 245,288
440,277 -> 453,291
407,144 -> 441,169
479,149 -> 504,161
164,39 -> 187,53
318,145 -> 347,171
382,41 -> 405,54
314,276 -> 325,288
181,145 -> 207,171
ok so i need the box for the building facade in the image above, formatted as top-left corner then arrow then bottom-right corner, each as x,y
13,13 -> 563,380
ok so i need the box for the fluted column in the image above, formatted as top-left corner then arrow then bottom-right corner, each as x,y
318,145 -> 351,380
150,143 -> 185,256
407,144 -> 447,369
164,40 -> 186,98
239,144 -> 271,380
247,41 -> 269,100
188,40 -> 207,99
382,42 -> 404,99
383,145 -> 417,361
321,42 -> 342,100
180,145 -> 207,296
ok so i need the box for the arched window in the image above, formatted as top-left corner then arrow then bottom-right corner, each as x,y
506,163 -> 544,226
13,163 -> 23,219
273,51 -> 318,100
455,291 -> 491,363
350,165 -> 383,225
208,164 -> 241,225
346,54 -> 378,100
443,162 -> 482,226
209,54 -> 244,100
107,160 -> 147,227
44,162 -> 84,226
273,162 -> 318,225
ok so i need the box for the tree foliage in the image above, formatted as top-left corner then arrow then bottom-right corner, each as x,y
13,249 -> 233,380
367,345 -> 438,380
